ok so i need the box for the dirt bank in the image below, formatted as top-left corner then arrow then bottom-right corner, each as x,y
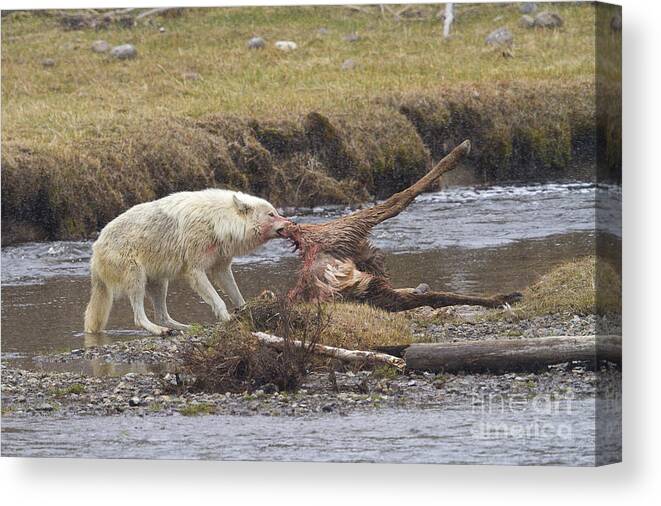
2,81 -> 615,245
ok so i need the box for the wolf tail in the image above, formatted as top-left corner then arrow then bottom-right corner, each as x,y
84,265 -> 113,333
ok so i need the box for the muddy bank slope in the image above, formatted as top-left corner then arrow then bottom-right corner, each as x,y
2,81 -> 614,245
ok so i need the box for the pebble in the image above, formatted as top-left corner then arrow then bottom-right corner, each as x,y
41,58 -> 56,68
247,36 -> 265,49
91,40 -> 110,53
181,71 -> 201,81
110,44 -> 137,60
275,40 -> 297,51
519,3 -> 537,15
341,59 -> 356,71
343,32 -> 360,43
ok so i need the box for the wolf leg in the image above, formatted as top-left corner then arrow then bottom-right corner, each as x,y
214,264 -> 246,308
146,279 -> 191,331
186,269 -> 231,321
126,269 -> 172,335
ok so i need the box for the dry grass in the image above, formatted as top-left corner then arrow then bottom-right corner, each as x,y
240,298 -> 413,349
3,4 -> 598,144
513,256 -> 621,317
1,4 -> 620,244
179,297 -> 411,393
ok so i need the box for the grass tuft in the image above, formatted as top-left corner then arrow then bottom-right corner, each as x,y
512,256 -> 621,318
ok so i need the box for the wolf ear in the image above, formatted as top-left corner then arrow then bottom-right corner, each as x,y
233,194 -> 252,214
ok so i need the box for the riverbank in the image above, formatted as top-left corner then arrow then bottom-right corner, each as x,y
2,306 -> 621,419
1,4 -> 621,245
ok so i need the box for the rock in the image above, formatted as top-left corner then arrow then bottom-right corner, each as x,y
41,58 -> 56,68
317,27 -> 330,36
35,402 -> 54,411
275,40 -> 297,51
116,16 -> 135,29
181,71 -> 200,81
261,383 -> 278,394
159,26 -> 166,33
519,3 -> 537,15
341,58 -> 356,71
485,27 -> 513,47
247,36 -> 265,49
60,13 -> 94,31
321,403 -> 335,412
520,15 -> 535,29
413,283 -> 430,294
610,15 -> 622,32
91,40 -> 110,53
110,44 -> 137,60
343,32 -> 360,43
128,396 -> 142,407
534,11 -> 563,29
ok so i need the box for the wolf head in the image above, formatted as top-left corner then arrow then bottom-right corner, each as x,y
232,193 -> 290,242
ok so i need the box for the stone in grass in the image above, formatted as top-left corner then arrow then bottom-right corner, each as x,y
519,3 -> 537,15
247,36 -> 265,49
181,71 -> 201,81
343,32 -> 360,42
520,15 -> 535,29
485,27 -> 513,47
275,40 -> 298,51
341,58 -> 356,71
41,58 -> 56,68
36,402 -> 54,411
91,40 -> 110,53
128,396 -> 142,407
534,11 -> 564,29
110,44 -> 137,60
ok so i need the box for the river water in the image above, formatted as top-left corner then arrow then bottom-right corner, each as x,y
1,181 -> 621,464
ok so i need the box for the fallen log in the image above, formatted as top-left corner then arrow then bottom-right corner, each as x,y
402,335 -> 621,374
252,331 -> 406,371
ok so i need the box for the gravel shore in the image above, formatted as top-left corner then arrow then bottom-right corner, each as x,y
1,363 -> 620,418
1,309 -> 621,419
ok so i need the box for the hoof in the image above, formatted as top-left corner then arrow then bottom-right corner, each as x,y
160,328 -> 180,337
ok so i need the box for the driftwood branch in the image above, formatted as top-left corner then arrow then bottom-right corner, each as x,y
401,335 -> 622,373
253,331 -> 406,370
443,3 -> 454,38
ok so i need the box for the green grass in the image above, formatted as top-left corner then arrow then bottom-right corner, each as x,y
178,402 -> 216,416
504,256 -> 621,318
49,383 -> 86,397
2,4 -> 598,144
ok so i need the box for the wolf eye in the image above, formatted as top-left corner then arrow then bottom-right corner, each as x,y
268,212 -> 275,217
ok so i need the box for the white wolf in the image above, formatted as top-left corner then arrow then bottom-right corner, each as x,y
84,189 -> 290,335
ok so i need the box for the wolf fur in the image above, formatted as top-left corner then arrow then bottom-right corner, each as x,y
84,189 -> 290,335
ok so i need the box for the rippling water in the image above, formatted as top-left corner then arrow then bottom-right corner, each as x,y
1,182 -> 620,286
1,401 -> 621,465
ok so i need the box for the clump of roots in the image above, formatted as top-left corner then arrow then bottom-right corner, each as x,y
178,296 -> 412,394
179,298 -> 330,394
